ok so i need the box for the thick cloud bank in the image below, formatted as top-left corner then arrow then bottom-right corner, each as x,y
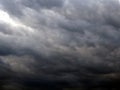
0,0 -> 120,89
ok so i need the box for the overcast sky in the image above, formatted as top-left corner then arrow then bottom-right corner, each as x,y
0,0 -> 120,89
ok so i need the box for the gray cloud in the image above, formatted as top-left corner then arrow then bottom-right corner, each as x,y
21,0 -> 64,9
0,0 -> 23,17
0,0 -> 120,89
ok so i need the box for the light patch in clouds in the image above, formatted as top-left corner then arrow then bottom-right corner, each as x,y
0,55 -> 35,74
0,9 -> 34,33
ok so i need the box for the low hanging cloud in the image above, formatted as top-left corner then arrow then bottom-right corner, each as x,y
0,0 -> 120,89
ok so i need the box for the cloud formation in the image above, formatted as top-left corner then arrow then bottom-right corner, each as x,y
0,0 -> 120,89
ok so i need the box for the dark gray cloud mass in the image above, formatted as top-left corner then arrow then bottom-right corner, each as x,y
0,0 -> 120,89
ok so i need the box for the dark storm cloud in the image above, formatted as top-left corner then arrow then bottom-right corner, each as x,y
0,0 -> 120,89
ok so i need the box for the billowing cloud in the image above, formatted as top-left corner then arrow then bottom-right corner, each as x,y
0,0 -> 120,89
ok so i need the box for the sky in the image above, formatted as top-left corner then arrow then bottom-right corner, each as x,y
0,0 -> 120,89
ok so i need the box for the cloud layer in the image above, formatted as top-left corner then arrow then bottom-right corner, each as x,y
0,0 -> 120,89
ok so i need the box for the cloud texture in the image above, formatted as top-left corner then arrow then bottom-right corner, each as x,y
0,0 -> 120,89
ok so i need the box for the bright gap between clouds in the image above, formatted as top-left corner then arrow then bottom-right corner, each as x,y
0,9 -> 34,33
